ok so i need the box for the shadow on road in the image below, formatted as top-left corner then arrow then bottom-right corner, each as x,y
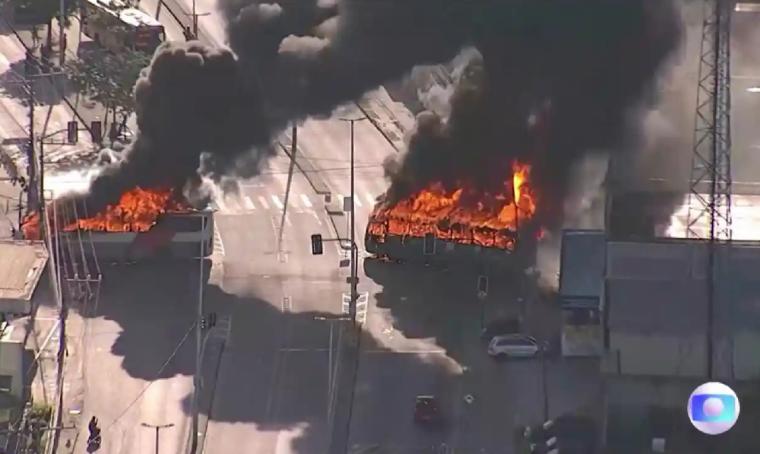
0,60 -> 77,106
78,259 -> 457,453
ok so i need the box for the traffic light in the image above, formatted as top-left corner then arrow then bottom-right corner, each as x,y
423,233 -> 436,255
200,317 -> 207,330
90,121 -> 102,143
477,275 -> 489,295
311,234 -> 323,255
67,121 -> 78,144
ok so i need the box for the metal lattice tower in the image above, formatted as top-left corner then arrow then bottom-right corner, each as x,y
686,0 -> 733,241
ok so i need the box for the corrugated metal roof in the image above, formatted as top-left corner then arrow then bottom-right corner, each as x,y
0,241 -> 48,302
559,230 -> 605,298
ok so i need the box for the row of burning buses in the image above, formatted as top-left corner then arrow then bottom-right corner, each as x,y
21,161 -> 538,266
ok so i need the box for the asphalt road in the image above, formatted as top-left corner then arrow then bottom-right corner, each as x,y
84,267 -> 196,454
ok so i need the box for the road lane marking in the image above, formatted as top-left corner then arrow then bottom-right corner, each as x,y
258,196 -> 270,210
213,229 -> 225,256
299,194 -> 313,208
214,196 -> 228,212
243,196 -> 255,210
271,195 -> 284,209
363,349 -> 447,354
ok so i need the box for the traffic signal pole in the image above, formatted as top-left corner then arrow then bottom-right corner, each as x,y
190,216 -> 205,454
338,117 -> 366,323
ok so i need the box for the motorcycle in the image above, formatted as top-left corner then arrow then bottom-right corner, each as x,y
87,427 -> 102,451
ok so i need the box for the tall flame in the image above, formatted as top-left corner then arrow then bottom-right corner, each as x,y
21,187 -> 193,240
367,161 -> 537,250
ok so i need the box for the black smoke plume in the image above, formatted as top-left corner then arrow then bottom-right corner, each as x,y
73,0 -> 681,222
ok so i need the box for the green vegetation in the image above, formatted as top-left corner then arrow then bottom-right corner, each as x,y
65,48 -> 151,137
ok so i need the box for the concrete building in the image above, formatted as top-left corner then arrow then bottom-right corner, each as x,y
558,230 -> 605,357
0,240 -> 49,315
558,229 -> 760,452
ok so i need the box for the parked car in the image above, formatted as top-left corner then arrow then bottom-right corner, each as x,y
480,317 -> 521,341
414,395 -> 443,426
487,334 -> 540,358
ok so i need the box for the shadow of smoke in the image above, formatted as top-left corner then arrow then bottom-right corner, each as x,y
84,259 -> 457,453
0,59 -> 77,106
363,257 -> 524,361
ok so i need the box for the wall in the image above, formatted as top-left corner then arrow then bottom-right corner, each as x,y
0,336 -> 24,423
609,332 -> 706,378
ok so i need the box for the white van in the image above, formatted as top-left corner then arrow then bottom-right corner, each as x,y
487,334 -> 540,358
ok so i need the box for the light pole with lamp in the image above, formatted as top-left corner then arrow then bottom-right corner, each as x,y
338,116 -> 366,324
314,314 -> 352,424
141,422 -> 174,454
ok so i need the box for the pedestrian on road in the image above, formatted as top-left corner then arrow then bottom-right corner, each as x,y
88,416 -> 98,435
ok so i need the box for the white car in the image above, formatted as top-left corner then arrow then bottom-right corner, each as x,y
487,334 -> 540,358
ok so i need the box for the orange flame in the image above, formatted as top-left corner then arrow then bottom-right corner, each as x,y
21,187 -> 193,240
367,161 -> 537,250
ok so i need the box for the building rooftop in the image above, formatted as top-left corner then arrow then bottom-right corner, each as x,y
0,240 -> 48,304
559,230 -> 606,299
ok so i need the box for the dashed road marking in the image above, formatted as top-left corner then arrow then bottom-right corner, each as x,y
213,229 -> 226,256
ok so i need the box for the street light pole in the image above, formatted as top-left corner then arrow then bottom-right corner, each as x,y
192,0 -> 197,37
141,422 -> 174,454
339,117 -> 366,324
59,0 -> 65,66
191,216 -> 205,454
541,342 -> 549,421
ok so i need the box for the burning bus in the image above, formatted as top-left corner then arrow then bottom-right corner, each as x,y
22,187 -> 213,262
365,162 -> 541,270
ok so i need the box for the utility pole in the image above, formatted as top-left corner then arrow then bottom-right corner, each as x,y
59,0 -> 66,66
278,124 -> 297,253
541,342 -> 549,421
26,54 -> 37,216
141,422 -> 174,454
192,0 -> 197,37
190,216 -> 205,454
338,117 -> 366,323
186,1 -> 210,40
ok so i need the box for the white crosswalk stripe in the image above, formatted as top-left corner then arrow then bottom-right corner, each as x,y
243,196 -> 255,210
300,194 -> 313,208
353,196 -> 363,208
271,195 -> 284,209
257,196 -> 270,210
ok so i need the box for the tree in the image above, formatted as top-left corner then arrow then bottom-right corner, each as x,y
65,48 -> 151,139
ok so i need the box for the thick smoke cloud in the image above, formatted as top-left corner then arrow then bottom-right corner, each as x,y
383,1 -> 682,229
74,0 -> 681,222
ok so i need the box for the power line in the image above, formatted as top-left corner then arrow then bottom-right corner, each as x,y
106,322 -> 195,430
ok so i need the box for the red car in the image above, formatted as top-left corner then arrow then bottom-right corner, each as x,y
414,395 -> 442,426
